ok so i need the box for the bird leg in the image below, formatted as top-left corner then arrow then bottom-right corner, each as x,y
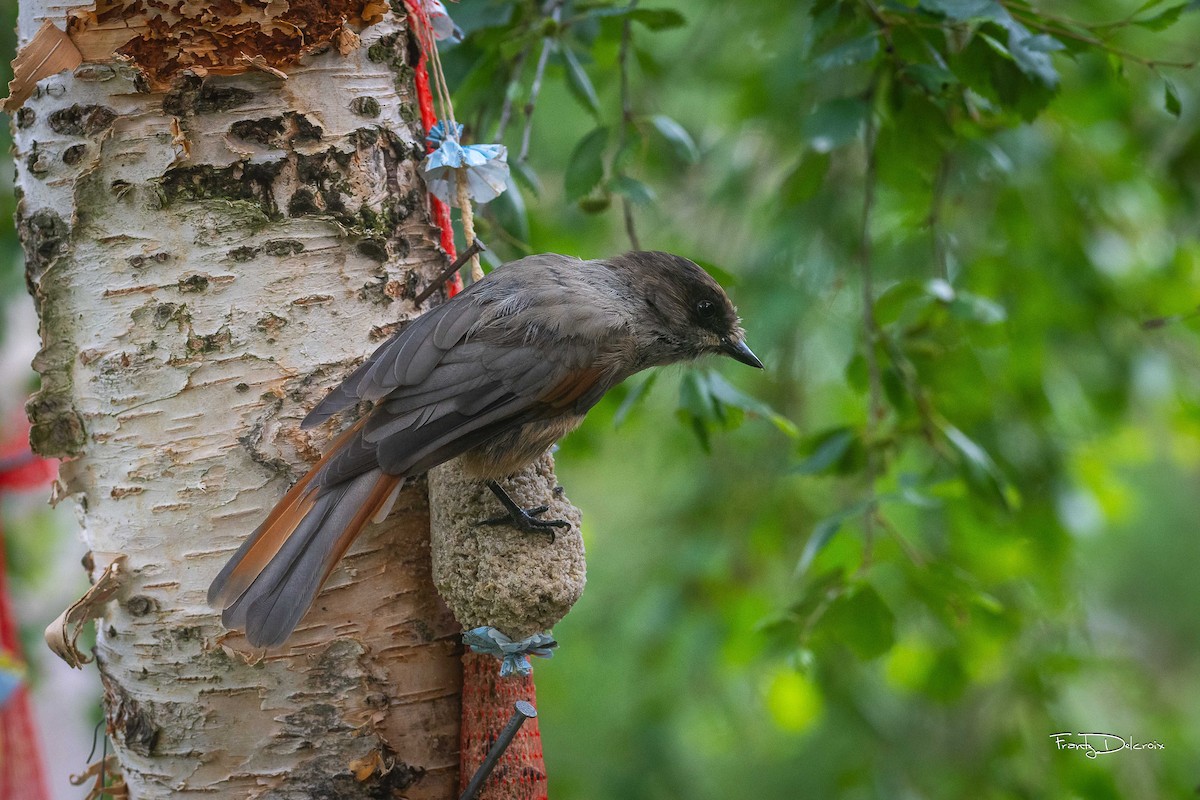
480,480 -> 570,541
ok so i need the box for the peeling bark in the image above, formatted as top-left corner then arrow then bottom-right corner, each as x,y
66,0 -> 392,89
14,3 -> 462,796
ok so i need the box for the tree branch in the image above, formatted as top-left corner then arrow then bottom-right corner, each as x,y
519,0 -> 564,163
928,152 -> 952,282
858,73 -> 884,562
493,45 -> 531,142
616,0 -> 641,250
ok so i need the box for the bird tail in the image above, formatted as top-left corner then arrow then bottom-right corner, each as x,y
208,421 -> 402,648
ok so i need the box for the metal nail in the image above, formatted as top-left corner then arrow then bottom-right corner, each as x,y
459,700 -> 538,800
413,239 -> 487,307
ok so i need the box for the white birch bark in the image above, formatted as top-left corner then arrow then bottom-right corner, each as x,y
14,3 -> 462,796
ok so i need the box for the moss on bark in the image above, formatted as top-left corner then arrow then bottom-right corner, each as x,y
17,205 -> 87,457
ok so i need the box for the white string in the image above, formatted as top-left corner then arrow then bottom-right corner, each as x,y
415,2 -> 483,281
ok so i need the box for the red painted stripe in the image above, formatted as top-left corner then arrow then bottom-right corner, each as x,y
404,0 -> 462,298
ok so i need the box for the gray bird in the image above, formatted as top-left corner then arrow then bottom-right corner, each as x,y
209,251 -> 762,647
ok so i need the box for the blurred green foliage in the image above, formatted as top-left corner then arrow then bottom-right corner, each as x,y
1,0 -> 1198,796
444,0 -> 1200,797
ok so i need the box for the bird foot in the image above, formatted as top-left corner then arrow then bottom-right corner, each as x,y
480,481 -> 570,542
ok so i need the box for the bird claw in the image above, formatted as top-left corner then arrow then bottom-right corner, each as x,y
480,507 -> 568,541
481,481 -> 570,542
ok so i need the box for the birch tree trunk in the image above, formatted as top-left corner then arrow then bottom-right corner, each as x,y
13,2 -> 463,796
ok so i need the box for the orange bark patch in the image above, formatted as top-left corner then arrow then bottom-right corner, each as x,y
67,0 -> 393,90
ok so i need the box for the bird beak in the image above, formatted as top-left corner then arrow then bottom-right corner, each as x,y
720,337 -> 764,369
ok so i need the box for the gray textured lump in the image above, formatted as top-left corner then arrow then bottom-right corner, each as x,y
428,452 -> 585,640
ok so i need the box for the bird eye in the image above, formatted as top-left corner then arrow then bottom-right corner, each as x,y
696,300 -> 715,315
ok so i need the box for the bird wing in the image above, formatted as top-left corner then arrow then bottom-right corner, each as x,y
305,273 -> 630,487
301,297 -> 486,429
364,336 -> 610,477
311,334 -> 616,486
301,253 -> 604,430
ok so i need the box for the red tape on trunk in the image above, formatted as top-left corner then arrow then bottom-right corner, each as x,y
404,0 -> 462,297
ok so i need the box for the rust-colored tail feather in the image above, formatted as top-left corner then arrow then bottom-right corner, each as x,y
208,418 -> 402,648
208,417 -> 366,611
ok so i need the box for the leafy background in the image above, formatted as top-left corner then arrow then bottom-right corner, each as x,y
4,1 -> 1200,797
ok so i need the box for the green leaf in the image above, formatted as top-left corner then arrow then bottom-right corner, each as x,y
875,281 -> 927,325
811,34 -> 880,72
629,8 -> 687,30
801,98 -> 868,152
947,12 -> 1061,95
795,516 -> 847,576
927,281 -> 1007,325
691,259 -> 738,286
497,29 -> 543,60
580,1 -> 632,16
614,372 -> 657,427
905,63 -> 959,96
1165,79 -> 1182,117
675,370 -> 795,450
562,48 -> 602,117
612,121 -> 643,173
781,151 -> 830,206
634,43 -> 663,78
650,115 -> 700,164
611,174 -> 656,205
510,159 -> 543,197
882,367 -> 909,412
577,192 -> 613,214
844,352 -> 868,393
677,370 -> 715,451
925,278 -> 955,302
919,0 -> 1006,22
821,585 -> 896,659
940,422 -> 1019,510
793,428 -> 856,475
589,5 -> 686,29
488,176 -> 529,245
1131,0 -> 1169,13
948,291 -> 1007,324
793,499 -> 874,577
564,126 -> 609,201
1006,29 -> 1062,87
704,371 -> 798,437
1135,2 -> 1189,30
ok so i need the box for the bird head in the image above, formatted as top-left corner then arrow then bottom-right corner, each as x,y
610,251 -> 763,370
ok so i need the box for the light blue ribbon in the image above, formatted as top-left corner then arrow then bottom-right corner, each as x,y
423,122 -> 510,206
463,627 -> 557,677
